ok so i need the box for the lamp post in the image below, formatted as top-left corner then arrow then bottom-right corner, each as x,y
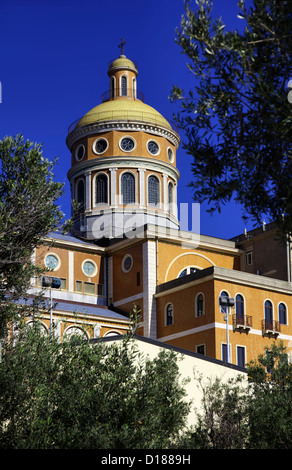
219,294 -> 235,363
42,276 -> 61,337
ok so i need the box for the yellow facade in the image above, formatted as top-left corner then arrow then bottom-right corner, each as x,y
27,52 -> 292,369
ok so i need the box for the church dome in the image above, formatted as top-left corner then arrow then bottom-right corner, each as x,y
75,99 -> 172,131
108,55 -> 138,75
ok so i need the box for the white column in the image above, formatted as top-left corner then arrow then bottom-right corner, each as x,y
143,240 -> 157,339
69,251 -> 74,292
107,256 -> 113,303
138,168 -> 146,208
110,167 -> 117,207
85,171 -> 92,211
174,182 -> 178,218
163,173 -> 168,211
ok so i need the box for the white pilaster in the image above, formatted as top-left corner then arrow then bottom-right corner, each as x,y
138,168 -> 146,207
163,173 -> 168,211
85,171 -> 92,211
69,251 -> 74,292
107,256 -> 113,303
143,240 -> 157,339
110,167 -> 117,207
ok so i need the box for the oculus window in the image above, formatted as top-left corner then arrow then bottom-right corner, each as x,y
45,254 -> 59,271
120,137 -> 135,152
94,138 -> 108,154
82,260 -> 97,277
147,140 -> 159,155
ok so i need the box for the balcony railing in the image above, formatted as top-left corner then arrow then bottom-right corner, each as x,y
232,314 -> 253,330
261,319 -> 281,336
101,89 -> 145,103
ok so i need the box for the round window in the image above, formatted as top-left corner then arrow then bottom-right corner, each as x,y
75,144 -> 85,161
45,254 -> 59,271
122,254 -> 133,273
94,138 -> 108,154
147,140 -> 159,155
167,147 -> 174,162
120,137 -> 135,152
82,260 -> 97,277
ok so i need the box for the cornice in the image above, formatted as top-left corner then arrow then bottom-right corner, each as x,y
67,155 -> 180,182
66,120 -> 180,150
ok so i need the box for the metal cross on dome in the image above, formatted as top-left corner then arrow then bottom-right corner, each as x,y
118,38 -> 126,55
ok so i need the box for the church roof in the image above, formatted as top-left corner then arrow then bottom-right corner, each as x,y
75,98 -> 172,131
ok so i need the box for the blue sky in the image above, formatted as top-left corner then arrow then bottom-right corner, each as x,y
0,0 -> 255,240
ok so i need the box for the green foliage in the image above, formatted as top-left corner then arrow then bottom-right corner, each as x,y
171,0 -> 292,237
0,325 -> 190,449
247,341 -> 292,448
179,341 -> 292,449
178,374 -> 249,449
0,135 -> 69,336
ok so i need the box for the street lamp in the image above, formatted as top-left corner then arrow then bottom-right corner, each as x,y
42,276 -> 61,336
219,294 -> 235,363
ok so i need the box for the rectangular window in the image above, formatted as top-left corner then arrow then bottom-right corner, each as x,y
222,343 -> 231,363
237,346 -> 245,368
76,281 -> 83,292
196,344 -> 205,355
60,278 -> 67,290
245,250 -> 253,265
84,282 -> 95,294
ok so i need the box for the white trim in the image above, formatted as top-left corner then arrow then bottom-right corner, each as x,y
104,330 -> 123,337
138,168 -> 146,207
63,325 -> 89,339
68,251 -> 74,292
109,167 -> 117,207
113,292 -> 143,307
67,121 -> 180,151
143,241 -> 157,339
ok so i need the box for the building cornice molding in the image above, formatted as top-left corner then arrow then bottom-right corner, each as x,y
67,155 -> 180,182
155,266 -> 292,298
66,120 -> 180,150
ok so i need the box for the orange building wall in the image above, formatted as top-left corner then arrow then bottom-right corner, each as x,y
157,241 -> 241,283
111,242 -> 144,303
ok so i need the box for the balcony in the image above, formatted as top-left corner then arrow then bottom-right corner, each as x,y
261,319 -> 281,337
101,89 -> 145,103
232,314 -> 252,332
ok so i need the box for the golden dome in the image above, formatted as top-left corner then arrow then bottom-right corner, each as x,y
75,98 -> 172,130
